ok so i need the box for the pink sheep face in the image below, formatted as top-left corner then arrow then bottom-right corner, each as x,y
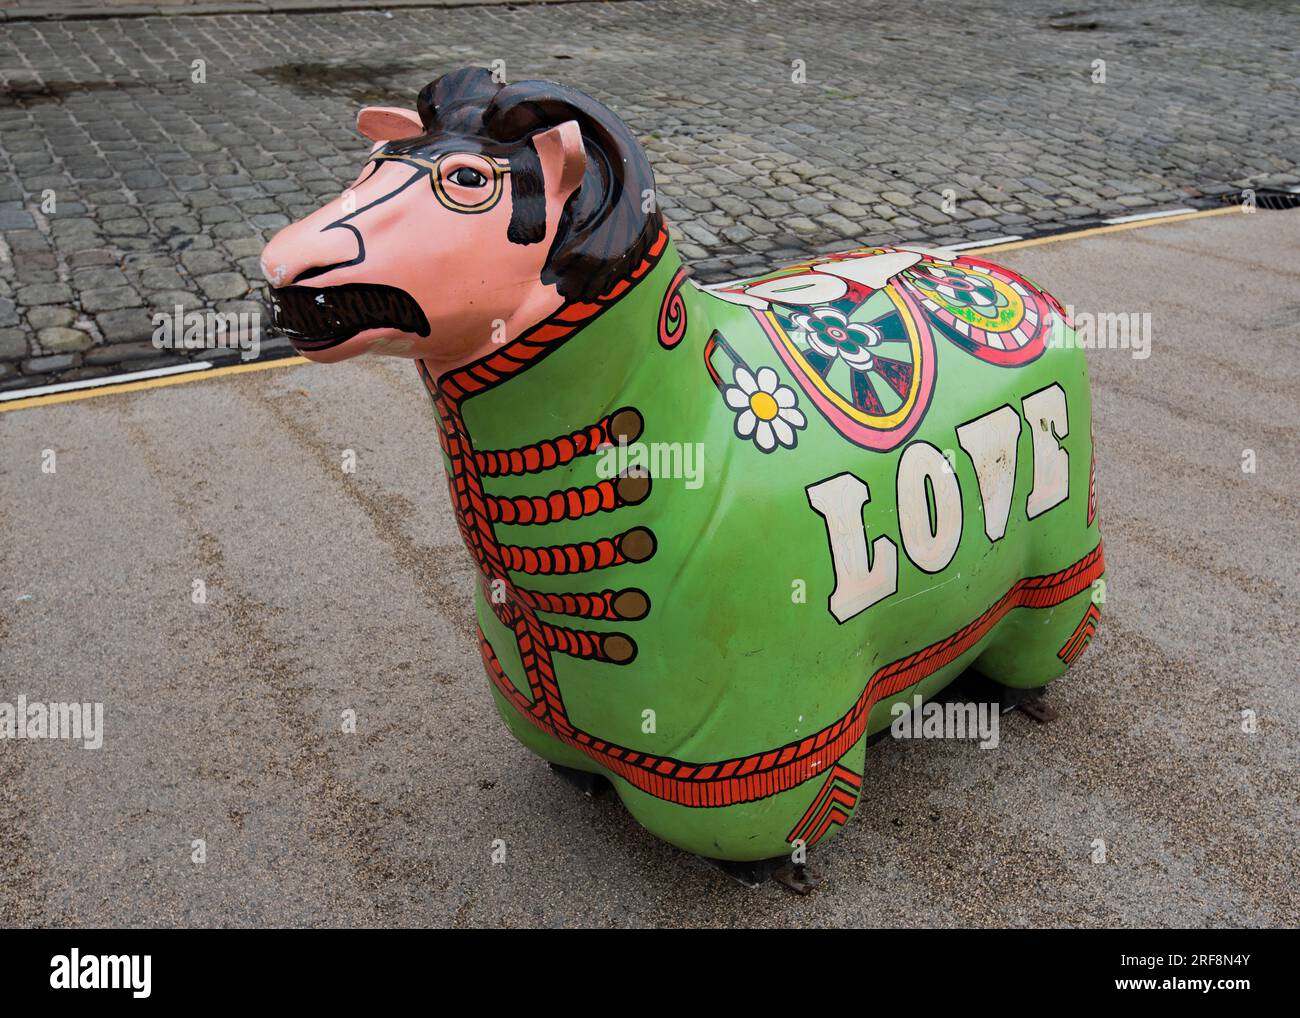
261,107 -> 585,375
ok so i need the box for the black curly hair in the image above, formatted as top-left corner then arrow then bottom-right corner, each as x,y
386,66 -> 663,304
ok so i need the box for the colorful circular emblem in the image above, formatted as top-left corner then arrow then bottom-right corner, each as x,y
897,255 -> 1051,367
756,284 -> 937,451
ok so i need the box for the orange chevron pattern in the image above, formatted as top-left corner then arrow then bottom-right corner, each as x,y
499,534 -> 631,575
486,479 -> 623,525
474,415 -> 618,477
1088,423 -> 1098,526
787,765 -> 862,848
511,587 -> 633,621
478,541 -> 1105,808
1058,603 -> 1102,665
539,621 -> 635,663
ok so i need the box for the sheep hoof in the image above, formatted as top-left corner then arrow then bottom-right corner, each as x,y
548,762 -> 610,798
704,856 -> 821,894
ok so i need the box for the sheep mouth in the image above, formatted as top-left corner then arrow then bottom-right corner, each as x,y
268,283 -> 430,351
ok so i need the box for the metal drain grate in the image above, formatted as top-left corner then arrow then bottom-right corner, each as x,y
1220,187 -> 1300,211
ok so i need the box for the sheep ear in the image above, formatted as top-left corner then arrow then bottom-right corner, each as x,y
356,106 -> 424,142
532,121 -> 586,203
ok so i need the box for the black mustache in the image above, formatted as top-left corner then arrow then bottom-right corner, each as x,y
268,283 -> 430,350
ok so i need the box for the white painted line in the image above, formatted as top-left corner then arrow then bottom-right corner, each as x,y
944,235 -> 1024,252
0,360 -> 214,401
1102,207 -> 1196,225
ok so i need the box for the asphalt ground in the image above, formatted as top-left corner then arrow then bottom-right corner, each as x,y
1,208 -> 1297,927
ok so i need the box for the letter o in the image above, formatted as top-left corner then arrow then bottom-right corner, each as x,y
897,441 -> 963,573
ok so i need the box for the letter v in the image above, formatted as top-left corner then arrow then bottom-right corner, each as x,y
956,405 -> 1022,542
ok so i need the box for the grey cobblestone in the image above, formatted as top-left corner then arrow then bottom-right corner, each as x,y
0,327 -> 28,359
25,305 -> 73,328
14,281 -> 72,305
80,286 -> 142,311
36,325 -> 92,351
1,0 -> 1297,385
22,352 -> 78,373
94,307 -> 154,343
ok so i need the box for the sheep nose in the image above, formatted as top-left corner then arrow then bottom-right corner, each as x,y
260,199 -> 360,287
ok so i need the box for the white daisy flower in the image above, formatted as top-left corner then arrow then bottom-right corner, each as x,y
723,365 -> 807,453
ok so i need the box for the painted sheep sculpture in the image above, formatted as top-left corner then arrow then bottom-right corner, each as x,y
262,67 -> 1104,867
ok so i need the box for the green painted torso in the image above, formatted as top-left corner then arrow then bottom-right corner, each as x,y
435,238 -> 1104,860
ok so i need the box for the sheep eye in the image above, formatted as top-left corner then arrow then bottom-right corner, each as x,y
448,167 -> 487,188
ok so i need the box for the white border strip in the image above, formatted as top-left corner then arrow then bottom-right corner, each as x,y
1102,207 -> 1195,225
944,235 -> 1024,252
0,360 -> 213,401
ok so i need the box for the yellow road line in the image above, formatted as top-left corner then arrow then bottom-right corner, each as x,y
971,205 -> 1237,255
0,204 -> 1245,415
0,355 -> 307,413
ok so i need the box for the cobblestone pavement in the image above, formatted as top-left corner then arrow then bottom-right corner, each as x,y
1,0 -> 1297,387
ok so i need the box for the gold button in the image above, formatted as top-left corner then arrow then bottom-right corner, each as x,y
611,589 -> 650,620
603,634 -> 637,664
619,527 -> 656,562
616,469 -> 651,505
609,407 -> 644,444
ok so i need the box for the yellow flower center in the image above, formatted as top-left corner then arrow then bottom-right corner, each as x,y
749,391 -> 779,421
